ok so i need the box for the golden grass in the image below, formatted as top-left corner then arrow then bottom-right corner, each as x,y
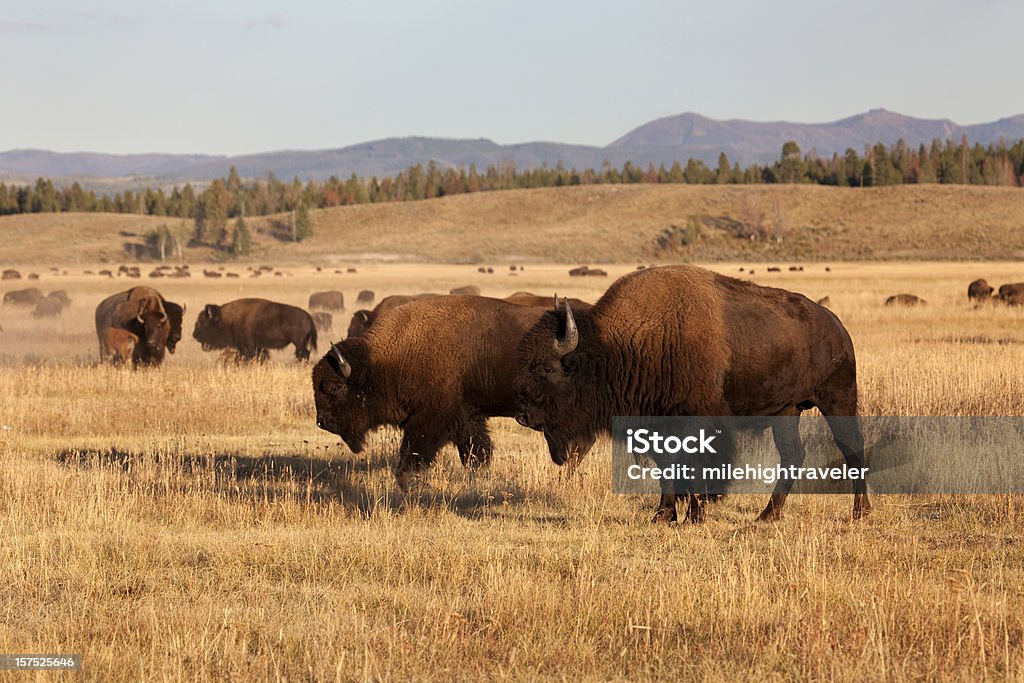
2,262 -> 1024,680
2,183 -> 1024,266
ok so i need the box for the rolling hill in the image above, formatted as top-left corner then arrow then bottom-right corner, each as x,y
1,184 -> 1022,266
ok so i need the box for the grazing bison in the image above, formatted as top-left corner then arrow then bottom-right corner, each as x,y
2,269 -> 21,280
312,311 -> 333,333
513,265 -> 869,524
569,266 -> 607,277
33,295 -> 65,318
346,293 -> 440,338
968,279 -> 994,303
885,294 -> 926,306
3,287 -> 44,306
449,285 -> 481,296
309,291 -> 345,311
313,296 -> 554,486
193,298 -> 317,361
94,291 -> 170,366
996,283 -> 1024,306
47,290 -> 71,308
100,327 -> 138,365
356,290 -> 375,306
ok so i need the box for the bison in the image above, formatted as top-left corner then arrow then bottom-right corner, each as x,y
94,290 -> 170,366
100,327 -> 138,365
33,296 -> 65,318
346,293 -> 440,338
513,265 -> 869,524
967,279 -> 994,303
193,298 -> 317,361
356,290 -> 375,306
2,269 -> 21,280
3,288 -> 44,306
96,287 -> 184,356
449,285 -> 481,296
885,294 -> 926,306
996,283 -> 1024,306
504,292 -> 590,309
313,296 -> 555,486
309,291 -> 345,311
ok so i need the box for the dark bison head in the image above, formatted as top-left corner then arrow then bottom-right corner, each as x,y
193,304 -> 230,351
514,299 -> 596,465
135,308 -> 170,365
311,343 -> 374,454
346,310 -> 372,338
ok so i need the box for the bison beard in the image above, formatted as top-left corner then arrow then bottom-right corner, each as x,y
514,265 -> 870,524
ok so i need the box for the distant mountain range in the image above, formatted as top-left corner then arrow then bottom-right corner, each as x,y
3,109 -> 1024,185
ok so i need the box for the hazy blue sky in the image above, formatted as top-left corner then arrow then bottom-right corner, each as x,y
2,0 -> 1021,155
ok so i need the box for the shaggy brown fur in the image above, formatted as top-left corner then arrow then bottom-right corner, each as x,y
314,296 -> 551,486
346,293 -> 440,338
514,264 -> 869,524
94,288 -> 171,367
996,282 -> 1024,306
967,279 -> 994,303
100,327 -> 139,365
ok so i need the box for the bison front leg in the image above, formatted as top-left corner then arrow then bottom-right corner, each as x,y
651,492 -> 678,524
394,418 -> 446,491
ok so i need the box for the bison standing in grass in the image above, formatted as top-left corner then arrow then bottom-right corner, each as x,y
314,296 -> 567,486
968,279 -> 994,304
996,283 -> 1024,306
96,287 -> 184,359
101,328 -> 139,365
94,290 -> 170,367
193,298 -> 317,362
309,291 -> 345,311
885,294 -> 926,306
3,287 -> 44,306
513,265 -> 870,524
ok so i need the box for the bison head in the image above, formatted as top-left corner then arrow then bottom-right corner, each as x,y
193,304 -> 230,351
514,298 -> 597,465
311,342 -> 375,453
346,310 -> 373,338
134,308 -> 169,366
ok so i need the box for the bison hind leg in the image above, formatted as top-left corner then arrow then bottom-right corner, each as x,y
757,414 -> 807,522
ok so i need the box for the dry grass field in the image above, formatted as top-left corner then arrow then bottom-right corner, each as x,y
2,260 -> 1024,680
3,183 -> 1024,266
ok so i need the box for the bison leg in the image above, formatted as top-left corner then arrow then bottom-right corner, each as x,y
651,493 -> 678,524
456,418 -> 492,468
757,416 -> 806,522
824,415 -> 872,519
394,419 -> 446,490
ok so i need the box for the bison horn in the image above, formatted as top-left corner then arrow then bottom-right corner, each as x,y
553,298 -> 578,357
332,346 -> 352,379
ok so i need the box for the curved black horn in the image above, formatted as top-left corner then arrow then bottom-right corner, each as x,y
332,345 -> 352,378
553,298 -> 578,357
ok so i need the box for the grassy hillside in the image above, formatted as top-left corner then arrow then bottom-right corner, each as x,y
1,184 -> 1023,265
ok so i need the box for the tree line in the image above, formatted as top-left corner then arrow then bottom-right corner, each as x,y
1,135 -> 1022,253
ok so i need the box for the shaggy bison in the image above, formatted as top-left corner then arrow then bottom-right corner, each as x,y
997,283 -> 1024,306
96,287 -> 184,356
885,294 -> 927,306
513,265 -> 869,524
94,290 -> 170,366
3,287 -> 44,306
33,295 -> 65,318
356,290 -> 376,306
309,291 -> 345,311
193,298 -> 317,361
449,285 -> 480,296
100,327 -> 138,365
2,269 -> 21,280
967,279 -> 994,303
313,296 -> 554,486
346,293 -> 440,338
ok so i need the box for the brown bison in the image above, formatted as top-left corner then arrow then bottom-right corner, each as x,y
313,296 -> 554,486
33,296 -> 65,318
885,294 -> 926,306
47,290 -> 71,308
100,327 -> 138,365
513,265 -> 869,524
193,298 -> 317,361
997,283 -> 1024,306
356,290 -> 375,306
346,293 -> 440,338
309,291 -> 345,311
94,290 -> 170,366
312,311 -> 333,333
449,285 -> 481,296
2,269 -> 21,280
967,279 -> 994,303
569,266 -> 607,277
3,287 -> 44,306
504,292 -> 590,309
96,287 -> 184,356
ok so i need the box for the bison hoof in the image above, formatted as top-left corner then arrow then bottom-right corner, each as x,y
755,508 -> 783,523
651,508 -> 677,524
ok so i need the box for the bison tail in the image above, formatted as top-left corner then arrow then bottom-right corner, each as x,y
308,325 -> 318,352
